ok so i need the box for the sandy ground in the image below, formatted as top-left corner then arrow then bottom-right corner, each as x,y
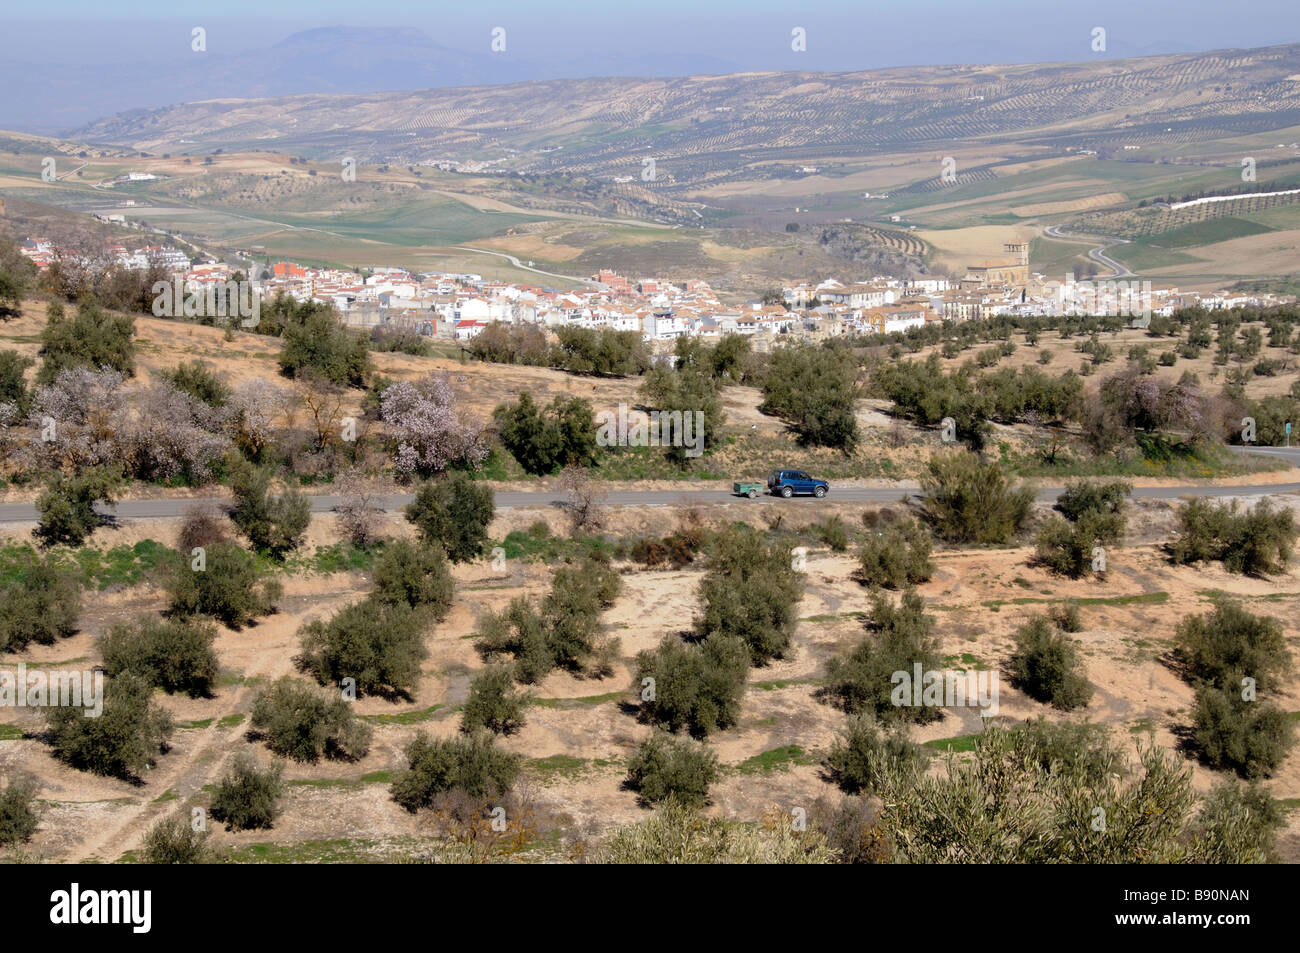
2,494 -> 1299,863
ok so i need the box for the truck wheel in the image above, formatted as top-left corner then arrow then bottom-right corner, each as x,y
780,485 -> 793,498
748,489 -> 758,499
814,486 -> 827,498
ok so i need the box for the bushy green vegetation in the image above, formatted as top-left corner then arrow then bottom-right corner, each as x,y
46,674 -> 173,779
639,362 -> 724,463
635,633 -> 749,738
370,539 -> 454,618
857,517 -> 933,588
250,677 -> 373,762
596,799 -> 836,864
625,732 -> 718,808
229,460 -> 312,557
405,472 -> 495,563
694,523 -> 803,664
276,302 -> 372,387
139,814 -> 212,864
1175,599 -> 1290,694
550,326 -> 650,376
493,393 -> 598,475
34,466 -> 124,547
0,553 -> 79,651
477,556 -> 622,682
918,452 -> 1033,544
1191,686 -> 1295,780
298,598 -> 427,697
1169,498 -> 1296,576
825,713 -> 925,794
824,588 -> 942,724
162,360 -> 231,407
166,541 -> 282,627
760,345 -> 859,449
37,302 -> 135,384
390,731 -> 522,812
460,665 -> 530,735
1008,616 -> 1093,710
210,752 -> 285,831
1034,481 -> 1130,578
100,616 -> 219,697
0,775 -> 38,847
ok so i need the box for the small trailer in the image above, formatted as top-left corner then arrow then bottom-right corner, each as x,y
732,480 -> 765,499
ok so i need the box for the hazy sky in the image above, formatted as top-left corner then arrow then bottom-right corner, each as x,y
10,0 -> 1300,72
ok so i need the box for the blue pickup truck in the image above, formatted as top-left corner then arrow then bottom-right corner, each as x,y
767,469 -> 830,499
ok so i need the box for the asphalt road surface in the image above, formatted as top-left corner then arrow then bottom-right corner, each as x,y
1,477 -> 1297,524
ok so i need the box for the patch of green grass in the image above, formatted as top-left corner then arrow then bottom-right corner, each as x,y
528,754 -> 588,782
217,713 -> 245,728
286,771 -> 392,789
734,745 -> 815,775
358,704 -> 445,725
175,718 -> 215,730
942,653 -> 987,671
982,591 -> 1168,609
0,724 -> 25,741
923,733 -> 981,753
152,789 -> 179,803
530,692 -> 625,709
0,539 -> 172,590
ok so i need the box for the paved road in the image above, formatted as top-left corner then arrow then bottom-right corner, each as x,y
1043,224 -> 1135,279
1,478 -> 1297,524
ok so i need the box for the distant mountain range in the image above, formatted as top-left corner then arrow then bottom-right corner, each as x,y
67,42 -> 1300,191
0,26 -> 741,135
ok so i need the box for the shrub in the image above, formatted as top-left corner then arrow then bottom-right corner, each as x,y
100,616 -> 219,697
694,524 -> 803,664
625,732 -> 718,807
1169,498 -> 1296,575
809,795 -> 891,864
334,469 -> 383,548
298,597 -> 427,697
812,515 -> 850,552
390,731 -> 522,812
824,588 -> 942,724
162,360 -> 231,407
550,326 -> 650,376
857,517 -> 933,588
1048,602 -> 1083,633
760,345 -> 859,449
249,677 -> 373,762
1033,509 -> 1121,578
139,814 -> 211,864
166,541 -> 282,627
0,554 -> 80,651
476,556 -> 621,682
228,460 -> 311,557
825,713 -> 925,794
638,365 -> 724,463
209,752 -> 284,831
176,505 -> 232,551
635,633 -> 749,737
494,393 -> 598,474
0,775 -> 38,846
918,452 -> 1033,544
1008,616 -> 1093,710
1191,684 -> 1295,779
0,350 -> 33,415
46,674 -> 173,778
460,665 -> 530,735
1055,480 -> 1131,522
37,302 -> 135,384
405,472 -> 495,563
34,466 -> 124,546
1191,781 -> 1285,864
371,539 -> 454,618
596,799 -> 836,864
1174,599 -> 1290,694
278,307 -> 371,387
381,373 -> 487,476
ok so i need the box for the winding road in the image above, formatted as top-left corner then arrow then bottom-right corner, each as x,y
1043,224 -> 1135,279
